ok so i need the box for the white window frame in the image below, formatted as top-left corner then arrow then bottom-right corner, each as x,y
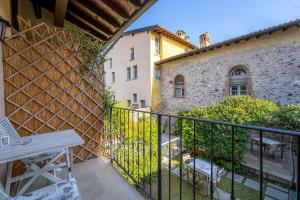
229,67 -> 248,96
175,75 -> 185,98
127,67 -> 131,80
133,65 -> 138,79
109,58 -> 112,68
133,93 -> 137,103
130,47 -> 134,61
111,72 -> 115,83
155,36 -> 160,55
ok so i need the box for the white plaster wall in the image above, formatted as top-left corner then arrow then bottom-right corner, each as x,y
105,32 -> 151,107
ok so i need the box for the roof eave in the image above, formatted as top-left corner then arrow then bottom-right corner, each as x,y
156,19 -> 300,65
105,0 -> 157,48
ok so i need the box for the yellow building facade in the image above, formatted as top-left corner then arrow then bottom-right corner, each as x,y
151,31 -> 195,110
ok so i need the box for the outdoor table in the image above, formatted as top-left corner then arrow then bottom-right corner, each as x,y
0,129 -> 84,196
187,159 -> 219,194
250,137 -> 284,153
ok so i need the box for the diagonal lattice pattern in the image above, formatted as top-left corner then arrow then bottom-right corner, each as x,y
2,17 -> 105,171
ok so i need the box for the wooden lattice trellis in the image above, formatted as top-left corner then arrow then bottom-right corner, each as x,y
2,17 -> 105,169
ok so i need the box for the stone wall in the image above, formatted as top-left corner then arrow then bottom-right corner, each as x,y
158,27 -> 300,114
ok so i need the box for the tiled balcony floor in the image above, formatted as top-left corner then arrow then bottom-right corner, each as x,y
26,157 -> 144,200
71,157 -> 144,200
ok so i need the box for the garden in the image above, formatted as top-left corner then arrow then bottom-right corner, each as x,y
105,93 -> 300,199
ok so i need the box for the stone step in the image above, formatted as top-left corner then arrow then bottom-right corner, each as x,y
267,182 -> 289,193
243,178 -> 260,191
265,186 -> 288,200
226,172 -> 245,183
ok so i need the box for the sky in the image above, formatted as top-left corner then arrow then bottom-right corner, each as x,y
127,0 -> 300,46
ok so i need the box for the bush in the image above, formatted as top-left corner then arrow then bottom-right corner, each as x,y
271,104 -> 300,131
110,106 -> 159,185
104,87 -> 116,119
180,96 -> 280,172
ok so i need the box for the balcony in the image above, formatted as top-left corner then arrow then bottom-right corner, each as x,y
0,106 -> 299,200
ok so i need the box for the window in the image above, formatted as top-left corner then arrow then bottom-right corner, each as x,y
127,100 -> 131,107
133,93 -> 137,102
133,65 -> 138,79
109,58 -> 112,68
127,67 -> 131,80
155,36 -> 160,55
155,67 -> 160,80
229,67 -> 248,96
140,100 -> 146,108
111,72 -> 115,83
175,75 -> 185,97
130,47 -> 134,60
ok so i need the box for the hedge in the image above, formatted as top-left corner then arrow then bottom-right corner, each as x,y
179,96 -> 280,171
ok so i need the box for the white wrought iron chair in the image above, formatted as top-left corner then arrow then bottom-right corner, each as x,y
0,178 -> 80,200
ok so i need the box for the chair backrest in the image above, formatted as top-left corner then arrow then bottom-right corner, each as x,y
0,117 -> 21,145
182,153 -> 191,162
214,167 -> 224,183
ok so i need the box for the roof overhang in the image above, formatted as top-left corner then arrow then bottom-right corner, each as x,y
32,0 -> 157,44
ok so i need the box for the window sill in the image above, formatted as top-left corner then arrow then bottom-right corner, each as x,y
173,96 -> 185,99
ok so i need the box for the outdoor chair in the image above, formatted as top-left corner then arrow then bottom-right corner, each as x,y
0,178 -> 80,200
193,166 -> 225,197
0,117 -> 64,162
0,117 -> 66,193
213,167 -> 225,199
182,153 -> 193,182
270,143 -> 288,161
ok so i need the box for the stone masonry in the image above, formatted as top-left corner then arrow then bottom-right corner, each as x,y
157,27 -> 300,114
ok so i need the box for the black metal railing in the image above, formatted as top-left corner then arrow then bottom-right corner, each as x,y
108,107 -> 300,200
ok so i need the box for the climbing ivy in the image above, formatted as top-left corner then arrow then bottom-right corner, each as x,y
75,30 -> 107,70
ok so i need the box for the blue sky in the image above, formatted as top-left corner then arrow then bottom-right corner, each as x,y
128,0 -> 300,45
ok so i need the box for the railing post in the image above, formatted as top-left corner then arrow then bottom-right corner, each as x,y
259,130 -> 263,200
157,114 -> 162,200
231,126 -> 235,200
109,107 -> 113,163
210,124 -> 214,200
179,118 -> 183,200
297,136 -> 300,199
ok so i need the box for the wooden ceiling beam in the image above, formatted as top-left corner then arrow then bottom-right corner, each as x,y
68,5 -> 114,36
54,0 -> 68,27
72,0 -> 120,29
32,0 -> 42,19
129,0 -> 143,7
66,11 -> 110,41
99,0 -> 130,19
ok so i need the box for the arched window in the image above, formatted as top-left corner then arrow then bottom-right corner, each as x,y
175,75 -> 185,97
230,67 -> 248,95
